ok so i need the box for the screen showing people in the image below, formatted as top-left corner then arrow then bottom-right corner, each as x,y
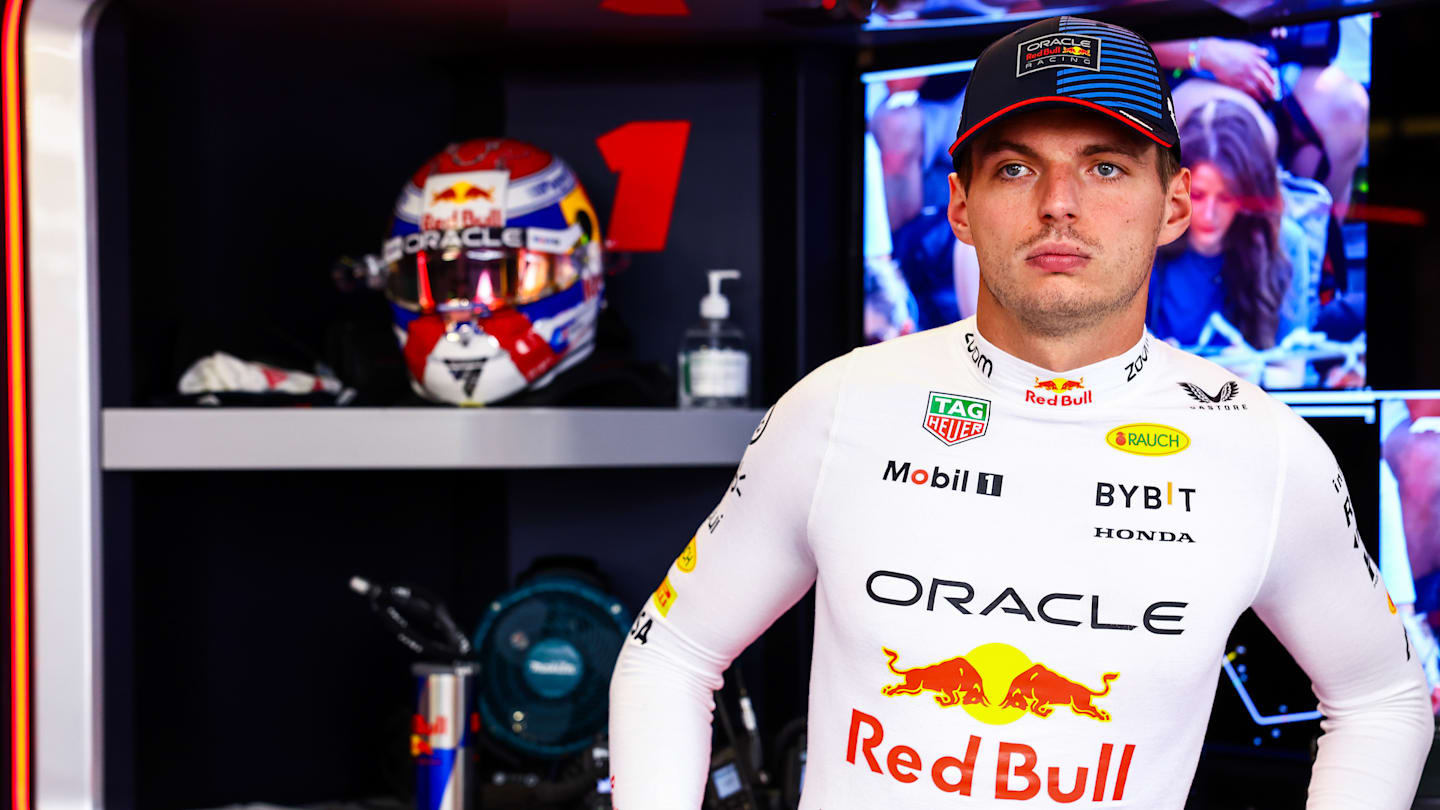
1380,396 -> 1440,715
865,0 -> 1165,31
862,14 -> 1371,390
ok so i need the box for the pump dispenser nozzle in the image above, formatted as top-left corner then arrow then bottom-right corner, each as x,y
701,269 -> 741,320
680,269 -> 749,408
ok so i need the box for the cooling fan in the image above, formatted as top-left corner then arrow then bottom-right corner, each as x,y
472,572 -> 630,759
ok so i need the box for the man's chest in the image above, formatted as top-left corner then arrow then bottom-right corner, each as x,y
808,409 -> 1278,651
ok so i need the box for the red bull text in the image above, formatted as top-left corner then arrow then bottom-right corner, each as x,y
846,708 -> 1136,802
1027,377 -> 1091,407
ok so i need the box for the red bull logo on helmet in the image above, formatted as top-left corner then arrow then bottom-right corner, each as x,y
879,642 -> 1118,725
421,169 -> 509,231
431,182 -> 494,205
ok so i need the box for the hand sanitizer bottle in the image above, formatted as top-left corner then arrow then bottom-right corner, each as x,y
678,270 -> 749,408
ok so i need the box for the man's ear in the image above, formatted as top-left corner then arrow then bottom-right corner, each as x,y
1156,165 -> 1192,248
948,172 -> 975,246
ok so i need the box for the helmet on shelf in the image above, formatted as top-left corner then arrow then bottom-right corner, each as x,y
382,138 -> 604,405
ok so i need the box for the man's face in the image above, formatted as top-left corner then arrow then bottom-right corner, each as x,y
948,107 -> 1191,337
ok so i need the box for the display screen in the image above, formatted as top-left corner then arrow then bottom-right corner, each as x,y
712,762 -> 743,799
865,0 -> 1166,31
862,14 -> 1372,390
1379,395 -> 1440,714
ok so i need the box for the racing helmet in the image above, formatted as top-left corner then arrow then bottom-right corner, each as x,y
382,139 -> 604,405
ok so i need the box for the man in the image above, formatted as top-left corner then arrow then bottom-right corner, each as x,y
609,16 -> 1432,809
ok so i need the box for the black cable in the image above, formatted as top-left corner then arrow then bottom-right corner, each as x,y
350,575 -> 471,660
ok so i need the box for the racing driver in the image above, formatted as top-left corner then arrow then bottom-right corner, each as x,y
609,15 -> 1433,809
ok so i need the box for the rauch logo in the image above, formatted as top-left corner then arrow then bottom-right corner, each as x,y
1106,424 -> 1189,456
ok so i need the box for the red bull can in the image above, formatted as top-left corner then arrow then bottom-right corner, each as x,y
412,662 -> 477,810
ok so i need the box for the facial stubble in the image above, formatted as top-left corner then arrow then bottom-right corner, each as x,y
979,220 -> 1160,339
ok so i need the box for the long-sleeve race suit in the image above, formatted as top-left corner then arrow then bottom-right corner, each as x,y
609,317 -> 1434,809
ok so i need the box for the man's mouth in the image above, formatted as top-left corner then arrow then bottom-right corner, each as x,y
1025,242 -> 1092,273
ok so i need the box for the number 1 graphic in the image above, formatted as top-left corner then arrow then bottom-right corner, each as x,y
595,121 -> 691,252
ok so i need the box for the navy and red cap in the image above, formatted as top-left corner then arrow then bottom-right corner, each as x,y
949,16 -> 1181,171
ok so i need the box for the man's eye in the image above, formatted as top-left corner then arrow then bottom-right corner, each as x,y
1095,162 -> 1122,178
1000,163 -> 1030,178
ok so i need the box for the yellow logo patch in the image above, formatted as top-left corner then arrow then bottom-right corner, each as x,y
652,577 -> 677,617
676,535 -> 697,573
1106,423 -> 1190,456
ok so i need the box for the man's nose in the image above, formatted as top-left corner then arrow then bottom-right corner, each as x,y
1037,169 -> 1079,223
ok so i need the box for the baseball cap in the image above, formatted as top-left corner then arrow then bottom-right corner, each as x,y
948,16 -> 1180,172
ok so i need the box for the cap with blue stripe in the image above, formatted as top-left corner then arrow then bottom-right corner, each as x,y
949,16 -> 1180,170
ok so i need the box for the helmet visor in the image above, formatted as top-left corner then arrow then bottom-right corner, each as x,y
386,245 -> 583,314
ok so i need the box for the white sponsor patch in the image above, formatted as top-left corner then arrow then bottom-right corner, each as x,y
1016,34 -> 1101,77
421,170 -> 509,231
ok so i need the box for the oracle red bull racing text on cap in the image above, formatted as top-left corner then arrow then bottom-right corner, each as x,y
949,16 -> 1181,171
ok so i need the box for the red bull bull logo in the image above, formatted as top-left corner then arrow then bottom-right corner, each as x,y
1027,376 -> 1092,406
1001,663 -> 1118,721
879,642 -> 1118,725
431,182 -> 495,205
881,647 -> 989,707
1034,377 -> 1084,392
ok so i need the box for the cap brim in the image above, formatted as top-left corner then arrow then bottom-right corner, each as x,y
948,96 -> 1175,163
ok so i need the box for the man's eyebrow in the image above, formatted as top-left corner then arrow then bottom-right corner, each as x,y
977,140 -> 1146,161
1081,142 -> 1145,159
977,140 -> 1041,161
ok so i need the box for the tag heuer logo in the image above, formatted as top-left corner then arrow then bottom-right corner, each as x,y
923,391 -> 990,446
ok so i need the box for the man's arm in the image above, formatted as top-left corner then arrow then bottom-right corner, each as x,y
1251,404 -> 1434,809
607,356 -> 846,809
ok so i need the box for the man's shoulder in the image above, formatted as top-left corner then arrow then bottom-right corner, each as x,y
848,323 -> 969,377
1147,341 -> 1336,464
1149,339 -> 1284,415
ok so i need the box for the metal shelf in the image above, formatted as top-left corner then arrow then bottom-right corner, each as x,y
101,407 -> 766,470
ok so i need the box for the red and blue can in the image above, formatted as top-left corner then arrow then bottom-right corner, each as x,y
412,662 -> 478,810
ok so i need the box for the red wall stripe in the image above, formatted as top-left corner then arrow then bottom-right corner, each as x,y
2,0 -> 29,807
